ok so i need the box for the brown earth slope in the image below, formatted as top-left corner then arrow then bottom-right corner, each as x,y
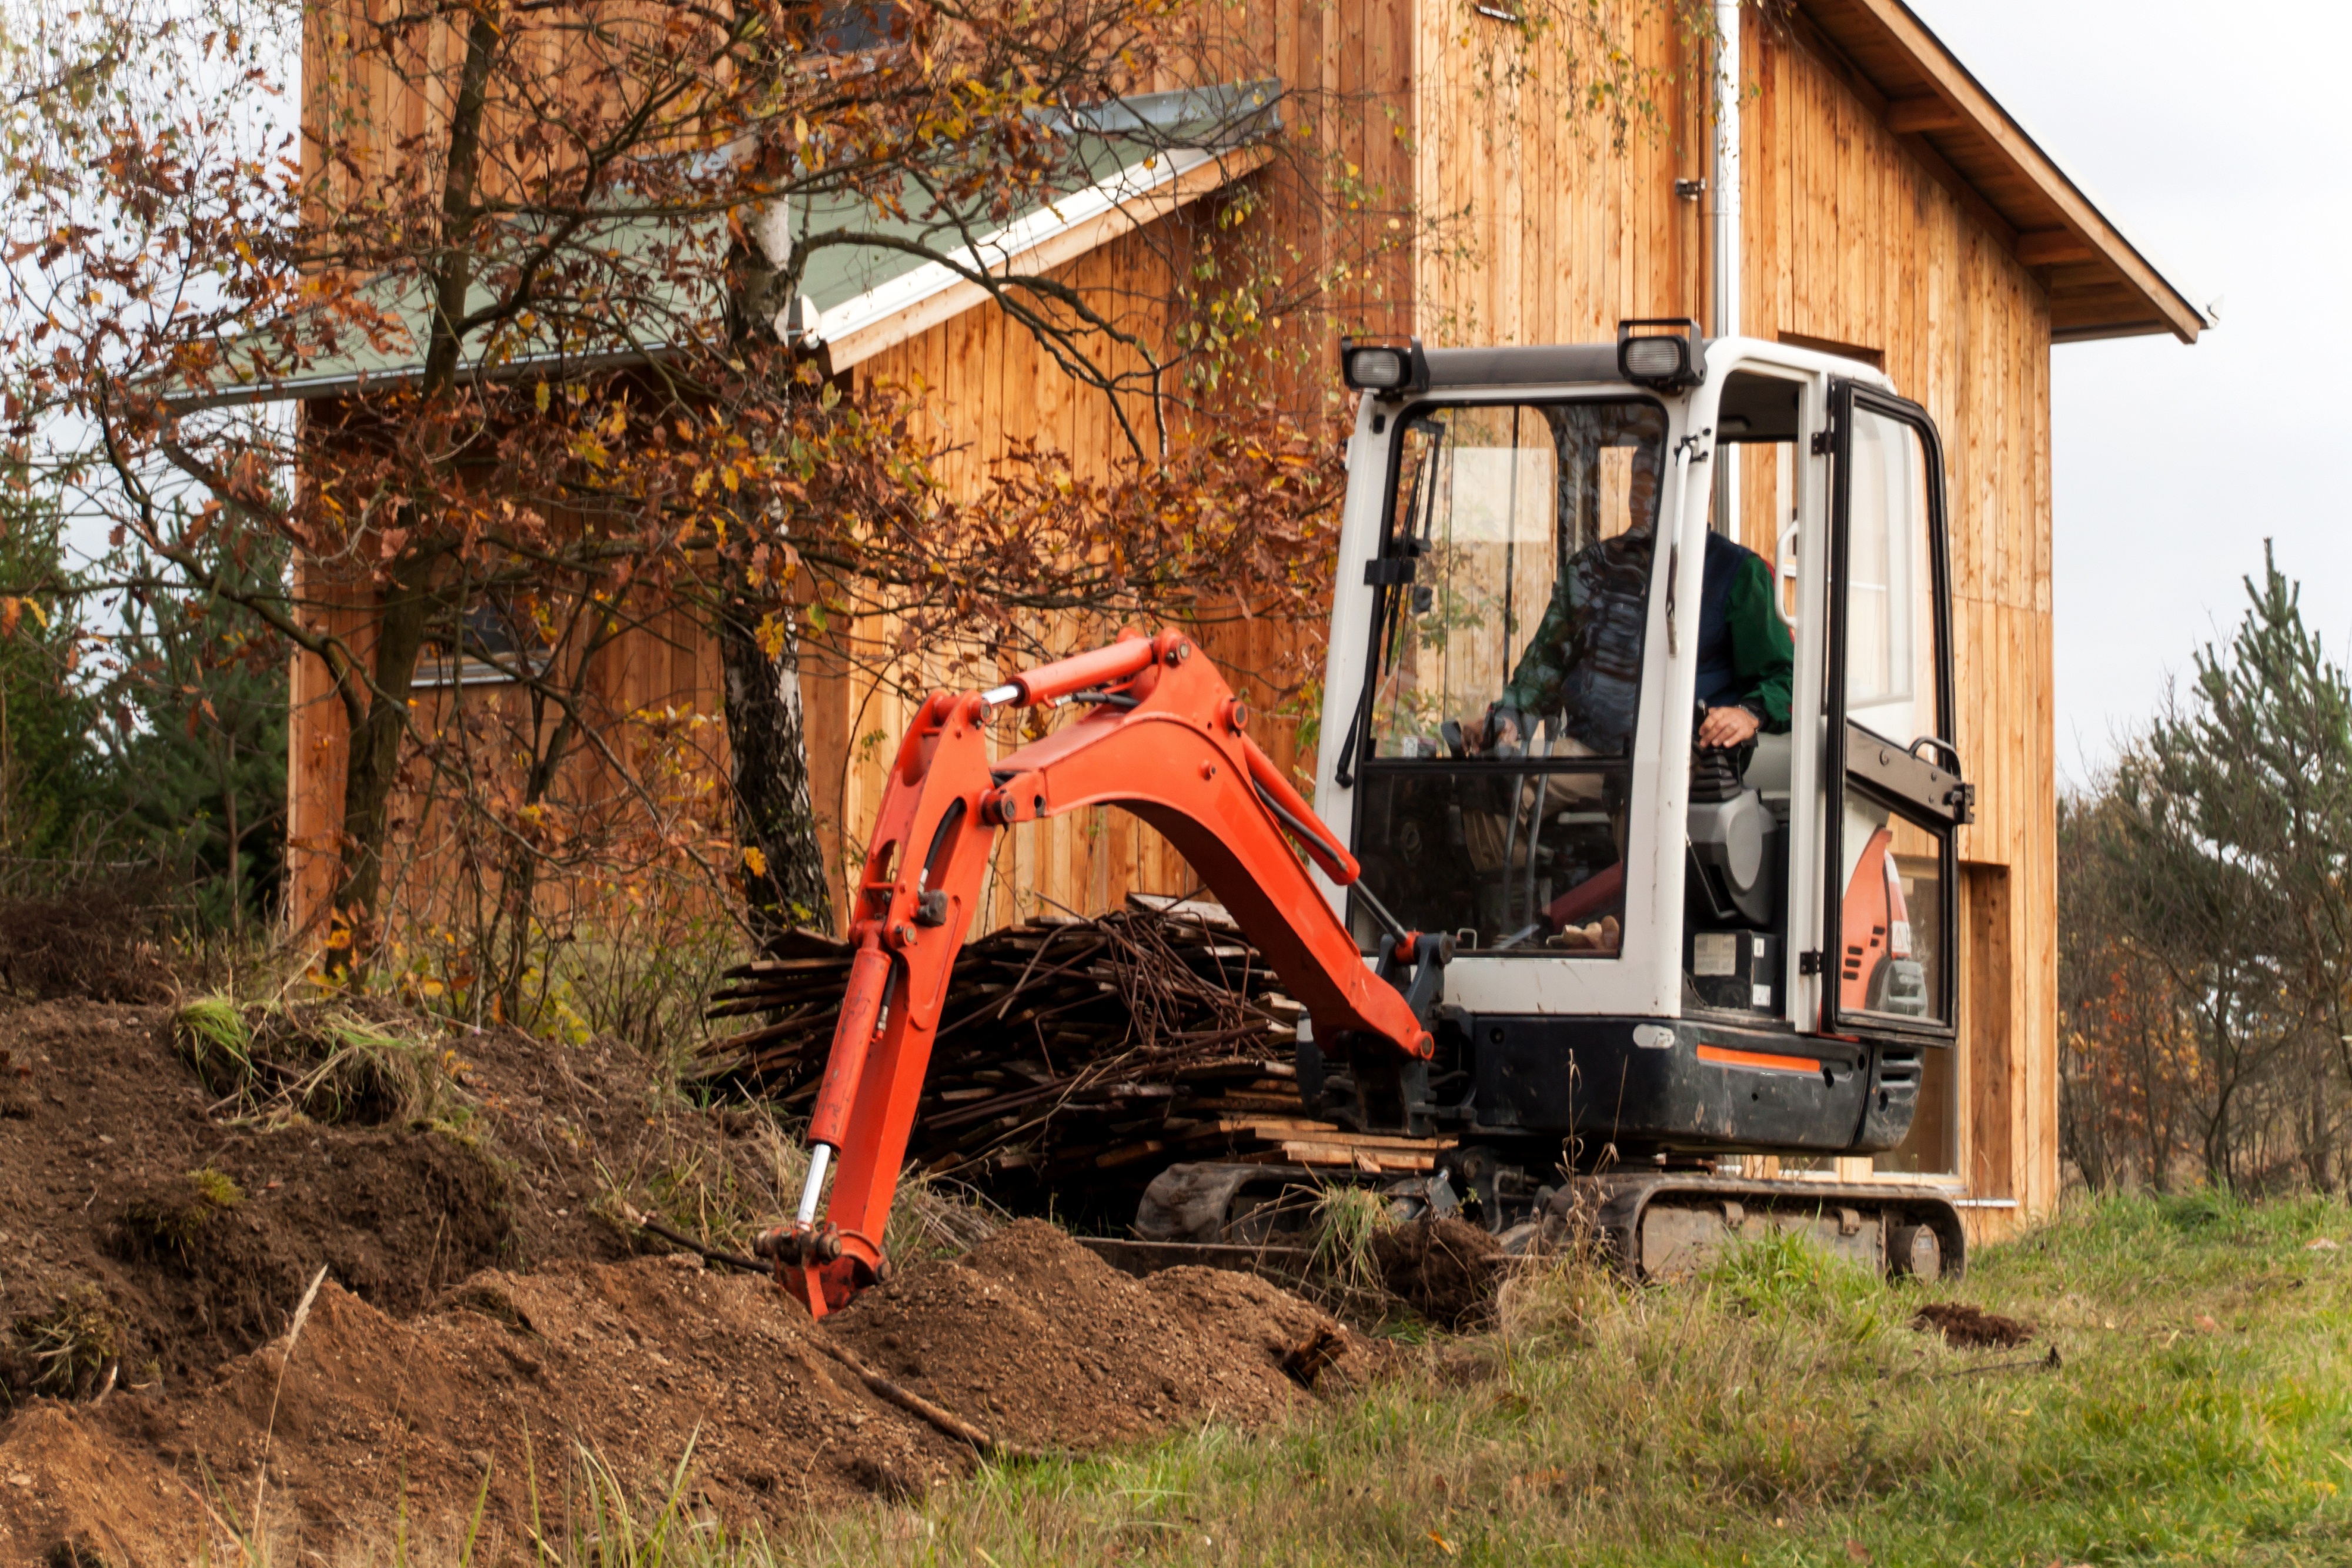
0,1001 -> 1365,1565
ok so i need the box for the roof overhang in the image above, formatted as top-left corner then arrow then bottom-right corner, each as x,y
790,136 -> 1270,373
1792,0 -> 2207,345
167,81 -> 1279,411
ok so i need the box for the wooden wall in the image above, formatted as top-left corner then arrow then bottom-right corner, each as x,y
803,0 -> 1419,932
283,566 -> 733,944
1413,2 -> 1705,343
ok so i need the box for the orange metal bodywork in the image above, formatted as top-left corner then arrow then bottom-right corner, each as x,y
1837,825 -> 1905,1015
1694,1044 -> 1822,1075
777,630 -> 1432,1316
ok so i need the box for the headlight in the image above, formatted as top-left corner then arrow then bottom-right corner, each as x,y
1616,319 -> 1705,389
1340,338 -> 1428,396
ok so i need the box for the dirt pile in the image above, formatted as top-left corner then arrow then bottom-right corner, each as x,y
0,1001 -> 1371,1566
830,1221 -> 1375,1449
1,1254 -> 973,1563
0,999 -> 781,1399
1372,1218 -> 1507,1329
1910,1302 -> 2034,1349
1,1236 -> 1367,1564
0,887 -> 168,1005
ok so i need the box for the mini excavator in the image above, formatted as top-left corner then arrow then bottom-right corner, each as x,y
757,323 -> 1977,1317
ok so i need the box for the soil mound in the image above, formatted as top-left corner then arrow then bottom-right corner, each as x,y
830,1220 -> 1373,1448
1372,1217 -> 1506,1328
0,1002 -> 1374,1565
1,1236 -> 1368,1564
0,1255 -> 971,1563
0,888 -> 168,1005
1911,1301 -> 2033,1349
0,1001 -> 748,1399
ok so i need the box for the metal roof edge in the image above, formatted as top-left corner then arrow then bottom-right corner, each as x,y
800,141 -> 1265,370
170,78 -> 1285,411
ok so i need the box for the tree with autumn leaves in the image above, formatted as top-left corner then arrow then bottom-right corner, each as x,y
1,0 -> 1713,1018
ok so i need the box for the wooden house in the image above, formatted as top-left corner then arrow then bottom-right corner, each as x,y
282,0 -> 2203,1238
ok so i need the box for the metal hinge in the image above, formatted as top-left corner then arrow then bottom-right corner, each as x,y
1798,949 -> 1824,976
1364,557 -> 1417,586
1810,428 -> 1835,457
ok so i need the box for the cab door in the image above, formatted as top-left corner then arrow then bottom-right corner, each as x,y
1820,382 -> 1969,1038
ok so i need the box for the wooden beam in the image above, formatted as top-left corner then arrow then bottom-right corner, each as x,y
2015,228 -> 2099,268
1885,94 -> 1966,135
1809,0 -> 2204,343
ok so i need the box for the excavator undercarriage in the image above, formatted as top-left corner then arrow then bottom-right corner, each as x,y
1122,1162 -> 1960,1282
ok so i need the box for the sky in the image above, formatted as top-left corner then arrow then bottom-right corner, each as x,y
1903,0 -> 2352,785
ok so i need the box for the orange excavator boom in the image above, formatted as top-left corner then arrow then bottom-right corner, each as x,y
756,630 -> 1440,1317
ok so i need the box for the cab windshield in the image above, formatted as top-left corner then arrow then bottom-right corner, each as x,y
1349,399 -> 1669,954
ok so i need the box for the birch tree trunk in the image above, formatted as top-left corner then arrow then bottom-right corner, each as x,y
718,593 -> 833,938
719,206 -> 834,940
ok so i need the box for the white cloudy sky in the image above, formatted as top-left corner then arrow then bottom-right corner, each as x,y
1904,0 -> 2352,785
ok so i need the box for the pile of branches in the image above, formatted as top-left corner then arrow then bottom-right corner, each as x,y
697,896 -> 1338,1191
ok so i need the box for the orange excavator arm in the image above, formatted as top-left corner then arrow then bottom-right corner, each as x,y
756,629 -> 1441,1317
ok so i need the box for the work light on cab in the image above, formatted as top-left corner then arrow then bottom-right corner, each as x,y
1616,318 -> 1706,389
1339,337 -> 1429,396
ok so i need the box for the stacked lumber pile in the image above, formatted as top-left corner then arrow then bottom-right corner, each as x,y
696,894 -> 1439,1193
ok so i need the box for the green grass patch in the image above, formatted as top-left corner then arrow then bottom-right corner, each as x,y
172,994 -> 450,1127
4,1284 -> 122,1403
319,1192 -> 2352,1565
779,1191 -> 2352,1566
116,1167 -> 247,1261
173,994 -> 255,1096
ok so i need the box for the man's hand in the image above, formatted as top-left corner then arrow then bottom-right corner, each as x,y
1469,708 -> 1521,754
1697,706 -> 1761,749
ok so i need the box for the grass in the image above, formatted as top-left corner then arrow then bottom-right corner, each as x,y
6,1284 -> 122,1402
174,993 -> 255,1094
506,1190 -> 2352,1567
116,1166 -> 248,1259
1312,1184 -> 1398,1288
172,994 -> 453,1127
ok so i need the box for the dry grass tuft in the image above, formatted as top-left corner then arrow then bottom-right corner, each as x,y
5,1284 -> 124,1403
173,995 -> 452,1128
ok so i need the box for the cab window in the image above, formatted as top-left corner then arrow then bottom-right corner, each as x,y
1350,399 -> 1668,954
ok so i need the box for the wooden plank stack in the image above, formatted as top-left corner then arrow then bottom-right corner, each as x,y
695,895 -> 1439,1201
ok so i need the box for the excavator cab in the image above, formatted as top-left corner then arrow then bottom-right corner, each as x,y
1316,326 -> 1972,1176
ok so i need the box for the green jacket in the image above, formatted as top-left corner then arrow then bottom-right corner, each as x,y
1499,531 -> 1791,748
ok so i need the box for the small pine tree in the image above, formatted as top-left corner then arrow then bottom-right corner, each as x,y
0,494 -> 101,868
92,543 -> 289,929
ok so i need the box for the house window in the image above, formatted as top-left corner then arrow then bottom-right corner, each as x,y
413,599 -> 552,688
812,1 -> 900,52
